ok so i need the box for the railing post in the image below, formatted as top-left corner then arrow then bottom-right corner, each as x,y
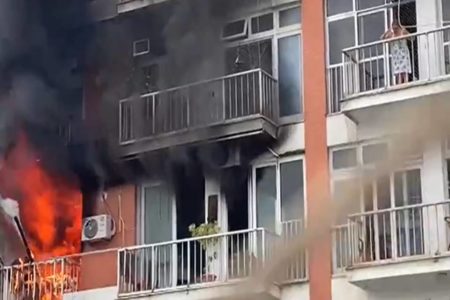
383,41 -> 391,88
151,246 -> 156,292
187,242 -> 191,288
342,52 -> 348,98
258,70 -> 263,115
222,77 -> 226,122
261,229 -> 266,266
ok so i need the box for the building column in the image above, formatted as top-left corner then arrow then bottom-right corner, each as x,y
302,1 -> 332,300
421,137 -> 448,254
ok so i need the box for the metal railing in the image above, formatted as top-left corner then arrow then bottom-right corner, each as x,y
117,228 -> 278,297
327,65 -> 342,114
0,257 -> 80,300
332,224 -> 350,274
280,219 -> 307,282
342,26 -> 450,99
347,201 -> 450,267
119,69 -> 278,144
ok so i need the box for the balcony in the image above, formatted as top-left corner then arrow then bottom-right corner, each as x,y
117,228 -> 290,299
334,26 -> 450,122
119,69 -> 279,158
336,201 -> 450,288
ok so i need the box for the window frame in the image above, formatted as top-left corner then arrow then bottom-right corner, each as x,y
330,140 -> 423,219
224,4 -> 303,123
250,155 -> 306,234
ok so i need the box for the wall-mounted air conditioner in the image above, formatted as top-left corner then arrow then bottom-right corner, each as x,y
81,215 -> 116,243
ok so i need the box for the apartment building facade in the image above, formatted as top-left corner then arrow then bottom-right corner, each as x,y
2,0 -> 450,300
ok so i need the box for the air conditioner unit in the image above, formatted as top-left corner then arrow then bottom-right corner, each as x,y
81,215 -> 116,243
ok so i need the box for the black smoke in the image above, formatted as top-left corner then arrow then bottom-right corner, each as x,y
0,0 -> 92,171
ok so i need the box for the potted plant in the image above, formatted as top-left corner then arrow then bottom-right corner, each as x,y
189,222 -> 221,281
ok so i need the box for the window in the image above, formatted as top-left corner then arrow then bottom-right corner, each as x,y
223,19 -> 248,40
254,158 -> 305,232
333,179 -> 360,224
278,34 -> 302,116
256,166 -> 277,232
332,148 -> 358,169
443,0 -> 450,25
251,13 -> 274,34
226,39 -> 273,74
280,7 -> 301,27
362,143 -> 388,165
358,11 -> 387,44
328,18 -> 355,65
327,0 -> 353,16
357,0 -> 386,10
281,160 -> 304,221
133,39 -> 150,56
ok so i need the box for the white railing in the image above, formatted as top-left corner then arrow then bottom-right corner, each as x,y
327,65 -> 342,114
0,257 -> 80,300
347,201 -> 450,267
332,224 -> 350,274
119,69 -> 278,144
342,26 -> 450,99
117,228 -> 278,297
280,219 -> 307,282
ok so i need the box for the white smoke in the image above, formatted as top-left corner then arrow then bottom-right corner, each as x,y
0,195 -> 20,218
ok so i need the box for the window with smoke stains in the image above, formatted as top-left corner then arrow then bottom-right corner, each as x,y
223,4 -> 302,119
252,156 -> 305,234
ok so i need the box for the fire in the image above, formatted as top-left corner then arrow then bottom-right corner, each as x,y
0,132 -> 82,260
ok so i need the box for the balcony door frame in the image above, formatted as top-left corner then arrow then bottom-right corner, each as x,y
138,181 -> 178,288
249,155 -> 306,236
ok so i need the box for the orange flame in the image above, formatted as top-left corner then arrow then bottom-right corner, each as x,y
0,132 -> 82,261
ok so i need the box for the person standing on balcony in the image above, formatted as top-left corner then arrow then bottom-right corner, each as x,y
381,19 -> 412,85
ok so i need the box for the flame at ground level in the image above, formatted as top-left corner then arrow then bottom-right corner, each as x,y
0,133 -> 82,261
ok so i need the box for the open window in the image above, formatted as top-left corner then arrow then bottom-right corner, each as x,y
222,19 -> 248,41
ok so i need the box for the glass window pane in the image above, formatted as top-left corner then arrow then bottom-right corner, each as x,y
278,34 -> 302,116
357,0 -> 385,10
223,20 -> 247,38
256,166 -> 277,232
144,185 -> 172,244
328,17 -> 355,64
280,7 -> 301,27
333,179 -> 360,224
251,13 -> 274,33
327,0 -> 353,16
226,39 -> 272,74
406,169 -> 421,205
332,148 -> 358,169
443,0 -> 450,24
377,176 -> 391,209
281,160 -> 304,222
358,12 -> 386,44
362,143 -> 388,164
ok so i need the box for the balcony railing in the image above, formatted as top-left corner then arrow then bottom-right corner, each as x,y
119,69 -> 278,145
332,224 -> 350,274
340,26 -> 450,101
347,201 -> 450,268
117,228 -> 278,297
280,219 -> 307,282
0,257 -> 80,300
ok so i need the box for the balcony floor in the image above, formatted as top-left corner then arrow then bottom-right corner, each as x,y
340,77 -> 450,125
347,254 -> 450,290
119,116 -> 277,159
